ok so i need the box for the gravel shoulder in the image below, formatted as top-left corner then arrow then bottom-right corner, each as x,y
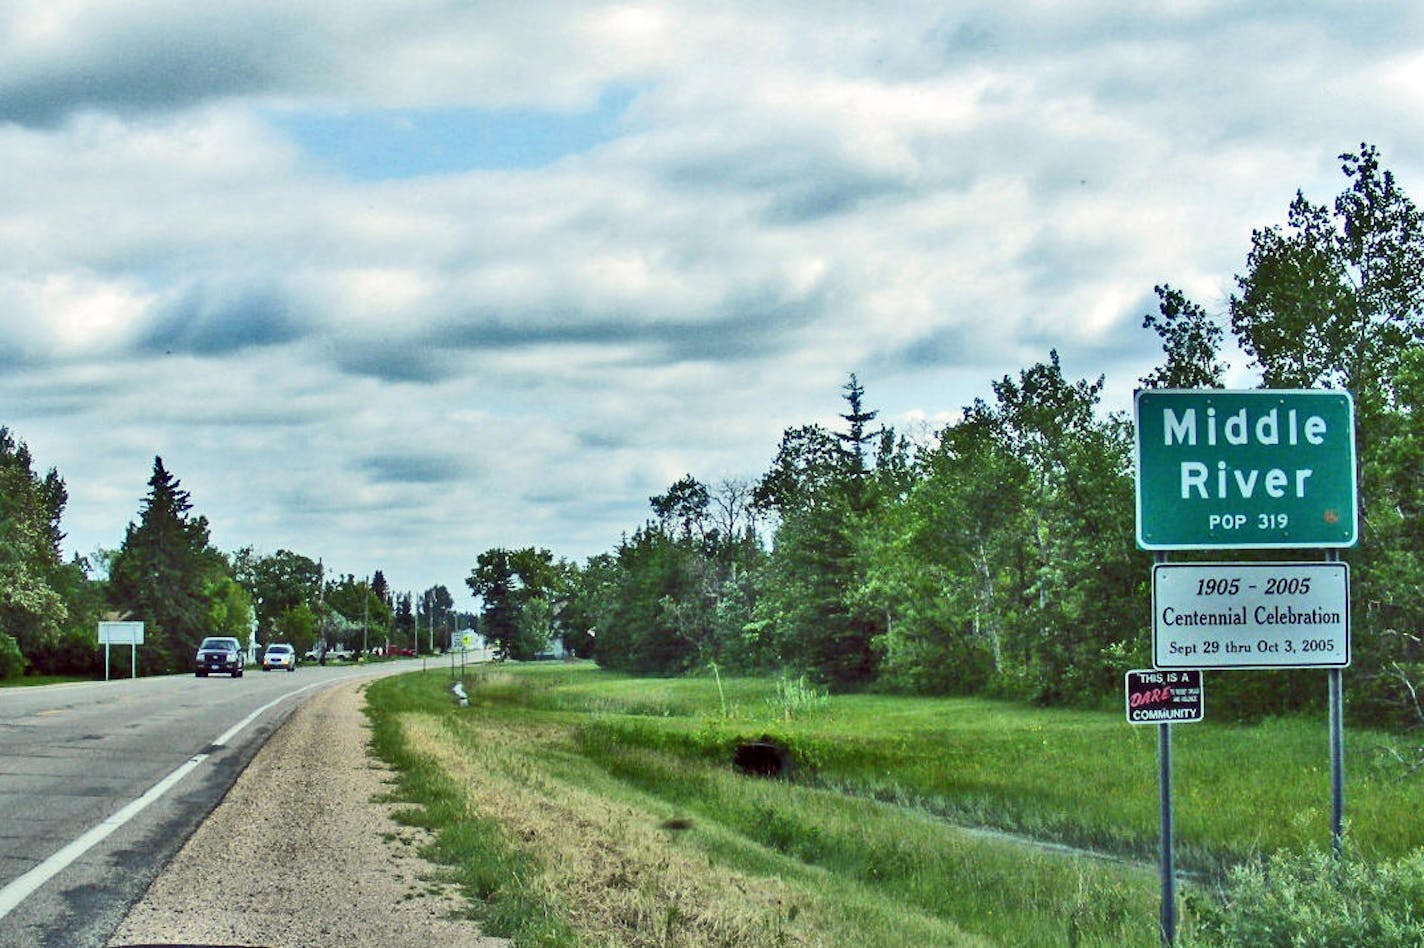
107,679 -> 507,948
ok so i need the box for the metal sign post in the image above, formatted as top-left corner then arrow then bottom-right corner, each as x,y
1326,549 -> 1344,854
97,622 -> 144,680
1158,722 -> 1174,948
1127,664 -> 1203,948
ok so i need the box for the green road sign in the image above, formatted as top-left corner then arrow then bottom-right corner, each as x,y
1135,389 -> 1357,549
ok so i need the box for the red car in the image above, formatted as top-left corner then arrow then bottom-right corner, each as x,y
388,646 -> 416,657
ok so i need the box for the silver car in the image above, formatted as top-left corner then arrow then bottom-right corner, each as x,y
261,643 -> 297,672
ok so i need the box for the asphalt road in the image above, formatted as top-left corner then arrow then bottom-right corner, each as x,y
0,659 -> 423,948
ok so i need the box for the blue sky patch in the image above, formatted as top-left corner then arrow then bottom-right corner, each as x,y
266,88 -> 635,179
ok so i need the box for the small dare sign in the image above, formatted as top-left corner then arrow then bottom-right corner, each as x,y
1125,669 -> 1203,725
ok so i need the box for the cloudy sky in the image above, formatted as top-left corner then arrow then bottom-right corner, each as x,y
4,1 -> 1421,606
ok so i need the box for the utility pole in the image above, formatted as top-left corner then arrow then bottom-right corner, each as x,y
317,559 -> 327,663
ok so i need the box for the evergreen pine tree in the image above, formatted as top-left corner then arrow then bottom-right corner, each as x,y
837,373 -> 879,480
751,375 -> 886,688
108,457 -> 220,674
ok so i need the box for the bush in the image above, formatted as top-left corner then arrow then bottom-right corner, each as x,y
0,631 -> 28,679
1185,841 -> 1424,946
770,673 -> 829,719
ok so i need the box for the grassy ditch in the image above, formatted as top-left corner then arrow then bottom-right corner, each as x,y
498,664 -> 1424,868
365,664 -> 1424,946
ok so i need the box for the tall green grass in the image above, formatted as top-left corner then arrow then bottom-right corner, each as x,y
1182,840 -> 1424,946
509,663 -> 1424,869
371,667 -> 1160,945
579,736 -> 1154,945
367,664 -> 1424,945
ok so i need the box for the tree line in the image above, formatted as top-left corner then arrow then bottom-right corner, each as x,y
0,448 -> 463,678
470,144 -> 1424,726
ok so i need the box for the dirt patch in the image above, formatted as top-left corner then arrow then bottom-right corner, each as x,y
106,682 -> 506,948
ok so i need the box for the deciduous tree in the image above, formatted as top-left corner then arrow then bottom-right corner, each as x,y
1140,284 -> 1228,389
466,547 -> 562,660
0,428 -> 67,674
1231,144 -> 1424,419
232,547 -> 323,643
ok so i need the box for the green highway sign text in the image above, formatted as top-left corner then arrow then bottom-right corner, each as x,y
1135,389 -> 1357,549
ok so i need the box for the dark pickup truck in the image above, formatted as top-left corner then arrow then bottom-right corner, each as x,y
195,636 -> 245,677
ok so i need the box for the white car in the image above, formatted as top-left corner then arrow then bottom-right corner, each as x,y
261,643 -> 297,672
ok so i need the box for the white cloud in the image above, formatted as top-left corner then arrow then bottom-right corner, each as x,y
3,0 -> 1421,595
3,272 -> 153,359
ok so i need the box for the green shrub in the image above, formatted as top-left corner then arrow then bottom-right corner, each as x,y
0,631 -> 28,679
770,672 -> 829,719
1185,842 -> 1424,946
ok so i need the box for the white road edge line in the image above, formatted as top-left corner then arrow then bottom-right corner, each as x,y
213,678 -> 327,747
0,754 -> 210,920
0,675 -> 344,921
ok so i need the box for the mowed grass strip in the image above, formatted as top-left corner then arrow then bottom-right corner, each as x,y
366,670 -> 576,943
0,674 -> 91,688
367,668 -> 1162,946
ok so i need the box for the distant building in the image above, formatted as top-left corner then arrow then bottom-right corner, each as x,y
534,636 -> 568,661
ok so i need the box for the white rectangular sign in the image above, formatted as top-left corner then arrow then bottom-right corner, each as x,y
98,621 -> 144,645
1153,562 -> 1348,669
